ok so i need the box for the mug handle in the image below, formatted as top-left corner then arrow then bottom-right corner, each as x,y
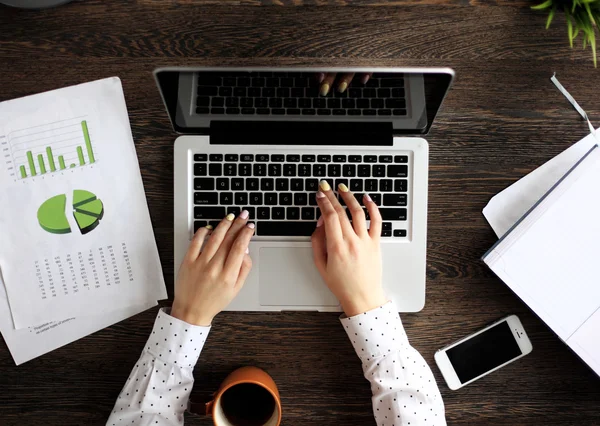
187,399 -> 213,416
205,400 -> 214,416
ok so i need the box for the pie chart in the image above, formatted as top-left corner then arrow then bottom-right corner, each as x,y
37,189 -> 104,235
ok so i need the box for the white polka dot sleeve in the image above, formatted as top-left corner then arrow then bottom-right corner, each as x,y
340,302 -> 446,426
107,308 -> 210,426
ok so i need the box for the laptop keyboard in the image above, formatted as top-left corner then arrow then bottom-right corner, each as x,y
195,72 -> 407,117
192,153 -> 410,238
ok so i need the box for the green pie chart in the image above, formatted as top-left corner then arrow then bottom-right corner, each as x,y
37,190 -> 104,235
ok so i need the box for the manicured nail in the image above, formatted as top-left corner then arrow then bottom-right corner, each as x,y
317,72 -> 325,83
319,180 -> 331,191
364,193 -> 372,203
316,216 -> 324,227
338,82 -> 348,93
316,191 -> 326,199
247,223 -> 255,229
320,83 -> 330,96
338,183 -> 349,193
362,74 -> 370,84
239,210 -> 249,219
226,213 -> 235,221
205,225 -> 213,230
245,247 -> 250,254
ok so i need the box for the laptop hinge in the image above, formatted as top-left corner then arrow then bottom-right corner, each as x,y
209,121 -> 393,146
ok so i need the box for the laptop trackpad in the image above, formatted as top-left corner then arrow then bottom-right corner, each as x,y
259,247 -> 340,307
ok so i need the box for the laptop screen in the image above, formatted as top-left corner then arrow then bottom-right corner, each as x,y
155,68 -> 453,136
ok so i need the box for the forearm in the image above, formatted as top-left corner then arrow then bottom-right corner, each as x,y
341,302 -> 446,426
107,309 -> 210,426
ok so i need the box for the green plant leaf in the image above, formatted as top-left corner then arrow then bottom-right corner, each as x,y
531,0 -> 553,10
546,7 -> 556,28
590,29 -> 597,67
566,12 -> 574,48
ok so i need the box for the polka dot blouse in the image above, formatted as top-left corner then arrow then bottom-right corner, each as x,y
107,308 -> 209,426
340,301 -> 446,426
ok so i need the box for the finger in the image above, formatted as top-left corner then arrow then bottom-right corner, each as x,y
338,184 -> 368,237
311,222 -> 327,276
186,225 -> 212,262
224,223 -> 255,282
364,194 -> 382,239
212,210 -> 250,266
315,183 -> 344,248
200,213 -> 236,260
314,72 -> 325,84
319,180 -> 354,236
235,255 -> 253,290
320,73 -> 337,96
336,72 -> 355,93
361,73 -> 373,85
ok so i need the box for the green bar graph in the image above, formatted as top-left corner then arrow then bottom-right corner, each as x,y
77,146 -> 85,166
58,155 -> 66,170
27,151 -> 37,176
46,147 -> 56,172
37,154 -> 47,174
19,165 -> 27,178
81,121 -> 95,163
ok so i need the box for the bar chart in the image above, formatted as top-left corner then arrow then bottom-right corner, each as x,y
7,117 -> 97,180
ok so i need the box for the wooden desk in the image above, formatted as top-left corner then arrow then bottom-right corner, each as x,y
0,1 -> 598,424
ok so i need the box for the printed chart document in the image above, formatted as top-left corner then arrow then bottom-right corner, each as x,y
0,276 -> 156,365
0,78 -> 167,329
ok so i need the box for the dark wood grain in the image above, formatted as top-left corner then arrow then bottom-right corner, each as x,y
1,1 -> 599,425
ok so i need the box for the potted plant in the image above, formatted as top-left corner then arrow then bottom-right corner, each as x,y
533,0 -> 600,67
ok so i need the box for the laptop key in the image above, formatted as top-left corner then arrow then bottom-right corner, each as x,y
364,155 -> 377,163
333,155 -> 346,163
256,154 -> 269,162
197,97 -> 210,107
306,179 -> 319,192
333,109 -> 346,115
272,207 -> 285,220
265,192 -> 278,205
255,98 -> 268,108
239,163 -> 252,176
378,109 -> 392,116
241,154 -> 254,162
198,87 -> 218,96
194,192 -> 218,205
271,154 -> 285,162
258,207 -> 270,220
226,97 -> 239,107
209,154 -> 223,161
302,207 -> 315,220
373,165 -> 385,178
268,164 -> 282,176
394,179 -> 408,192
348,109 -> 361,116
250,193 -> 263,205
209,164 -> 222,176
386,99 -> 406,108
350,179 -> 363,192
225,154 -> 238,162
371,99 -> 384,109
317,109 -> 331,115
302,155 -> 316,162
286,154 -> 301,162
242,207 -> 255,219
393,109 -> 407,116
257,221 -> 317,236
253,164 -> 267,176
284,98 -> 297,108
231,178 -> 244,190
247,178 -> 259,191
194,154 -> 208,162
318,155 -> 331,163
302,109 -> 316,115
382,230 -> 392,237
364,109 -> 377,116
287,207 -> 300,220
272,108 -> 285,115
384,194 -> 407,206
358,165 -> 370,177
294,193 -> 308,205
226,108 -> 240,114
349,155 -> 362,163
276,178 -> 289,191
194,163 -> 207,176
235,193 -> 248,205
365,179 -> 377,192
227,206 -> 241,217
392,88 -> 406,97
261,178 -> 274,191
394,229 -> 407,237
343,165 -> 356,177
224,163 -> 237,176
194,221 -> 207,233
380,179 -> 393,192
287,108 -> 301,115
216,178 -> 229,190
313,164 -> 326,177
370,193 -> 382,205
379,208 -> 407,221
335,179 -> 349,190
194,207 -> 226,220
308,193 -> 318,206
314,99 -> 326,108
388,165 -> 408,178
220,192 -> 233,205
194,178 -> 215,191
280,193 -> 293,205
328,164 -> 341,177
298,164 -> 311,177
394,155 -> 408,163
241,108 -> 255,115
291,179 -> 303,191
284,164 -> 297,176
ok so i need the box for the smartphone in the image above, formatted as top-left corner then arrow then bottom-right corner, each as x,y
434,315 -> 532,390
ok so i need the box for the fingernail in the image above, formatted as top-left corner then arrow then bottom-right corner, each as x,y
239,210 -> 249,219
317,72 -> 325,83
338,183 -> 349,193
364,193 -> 372,202
226,213 -> 235,221
247,223 -> 255,229
338,82 -> 348,93
320,83 -> 330,96
316,216 -> 324,227
362,74 -> 370,84
245,247 -> 250,254
316,191 -> 326,199
205,225 -> 213,230
319,180 -> 331,191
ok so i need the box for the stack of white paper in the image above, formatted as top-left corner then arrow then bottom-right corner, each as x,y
0,78 -> 167,365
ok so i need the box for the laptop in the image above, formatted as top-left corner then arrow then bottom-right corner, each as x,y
155,67 -> 454,312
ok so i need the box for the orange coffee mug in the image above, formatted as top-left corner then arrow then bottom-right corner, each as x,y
205,366 -> 282,426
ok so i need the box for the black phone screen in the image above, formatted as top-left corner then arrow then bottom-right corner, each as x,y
446,321 -> 523,384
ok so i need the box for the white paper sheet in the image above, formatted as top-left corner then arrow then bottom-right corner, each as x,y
568,309 -> 600,375
0,78 -> 167,328
0,275 -> 156,365
483,129 -> 600,238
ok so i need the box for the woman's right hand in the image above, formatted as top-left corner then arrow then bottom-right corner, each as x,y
311,181 -> 387,317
